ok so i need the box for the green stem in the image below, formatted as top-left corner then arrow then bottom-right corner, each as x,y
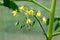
52,32 -> 60,37
19,0 -> 50,12
47,0 -> 57,40
34,15 -> 48,40
31,0 -> 50,12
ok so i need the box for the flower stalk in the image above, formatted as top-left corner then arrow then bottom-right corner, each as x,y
34,15 -> 48,40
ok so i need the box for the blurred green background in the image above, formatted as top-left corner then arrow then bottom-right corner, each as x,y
0,0 -> 60,40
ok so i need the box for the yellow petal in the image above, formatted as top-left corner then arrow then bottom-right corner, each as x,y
12,11 -> 17,16
26,19 -> 32,24
25,10 -> 34,16
29,10 -> 34,15
42,17 -> 46,23
19,6 -> 24,11
36,11 -> 41,17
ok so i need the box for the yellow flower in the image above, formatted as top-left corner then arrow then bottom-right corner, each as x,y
25,10 -> 34,16
26,19 -> 32,24
12,10 -> 17,16
42,17 -> 46,23
36,11 -> 41,17
19,6 -> 24,11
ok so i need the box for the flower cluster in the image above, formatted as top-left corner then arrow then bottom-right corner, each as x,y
12,5 -> 46,25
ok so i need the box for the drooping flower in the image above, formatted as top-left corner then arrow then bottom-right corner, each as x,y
42,17 -> 46,23
36,11 -> 41,17
26,19 -> 32,24
19,6 -> 25,11
12,10 -> 17,16
15,21 -> 19,26
25,10 -> 34,16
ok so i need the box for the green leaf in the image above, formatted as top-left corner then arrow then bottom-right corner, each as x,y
55,22 -> 60,31
3,0 -> 10,7
0,2 -> 3,6
46,17 -> 60,26
9,1 -> 19,11
54,17 -> 60,22
3,0 -> 19,11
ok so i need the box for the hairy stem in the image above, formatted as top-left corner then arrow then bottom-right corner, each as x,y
52,32 -> 60,37
47,0 -> 57,40
31,0 -> 50,12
